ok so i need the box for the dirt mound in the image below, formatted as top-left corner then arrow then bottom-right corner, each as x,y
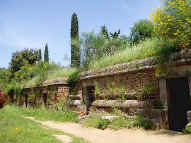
0,89 -> 8,109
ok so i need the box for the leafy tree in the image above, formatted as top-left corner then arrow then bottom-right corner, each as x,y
151,0 -> 191,48
129,19 -> 154,45
71,13 -> 80,67
110,30 -> 120,39
100,25 -> 109,39
9,48 -> 41,76
44,43 -> 49,63
80,32 -> 128,69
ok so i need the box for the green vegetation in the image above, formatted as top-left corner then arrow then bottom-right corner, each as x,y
100,25 -> 109,39
18,106 -> 79,122
0,105 -> 87,143
151,0 -> 191,48
108,117 -> 129,130
1,1 -> 191,138
133,116 -> 156,130
44,43 -> 49,63
129,19 -> 154,45
0,106 -> 61,143
25,64 -> 77,88
88,38 -> 174,70
80,31 -> 128,69
9,48 -> 41,77
184,124 -> 191,134
82,112 -> 155,130
82,115 -> 110,130
67,70 -> 80,94
71,13 -> 80,67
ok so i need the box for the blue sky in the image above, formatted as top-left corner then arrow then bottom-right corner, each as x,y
0,0 -> 161,68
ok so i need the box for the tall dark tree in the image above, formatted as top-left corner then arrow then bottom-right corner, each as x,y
71,13 -> 80,67
44,43 -> 49,63
39,49 -> 42,61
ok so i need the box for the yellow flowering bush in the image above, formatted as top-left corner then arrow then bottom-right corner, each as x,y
151,0 -> 191,48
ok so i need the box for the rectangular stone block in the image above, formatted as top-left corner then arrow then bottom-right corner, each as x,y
187,111 -> 191,122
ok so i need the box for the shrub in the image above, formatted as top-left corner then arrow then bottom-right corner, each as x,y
133,116 -> 155,130
97,119 -> 110,130
184,124 -> 191,134
67,70 -> 80,94
82,116 -> 110,130
151,0 -> 191,48
109,117 -> 128,129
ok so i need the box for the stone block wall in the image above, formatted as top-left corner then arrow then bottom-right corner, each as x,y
78,68 -> 159,100
21,84 -> 69,108
75,68 -> 161,117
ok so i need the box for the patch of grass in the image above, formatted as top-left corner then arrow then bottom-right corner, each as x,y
25,65 -> 78,88
82,112 -> 156,130
82,112 -> 131,130
17,105 -> 79,122
109,117 -> 129,130
88,38 -> 174,70
47,67 -> 78,80
0,105 -> 62,143
82,115 -> 109,130
133,116 -> 155,130
0,105 -> 87,143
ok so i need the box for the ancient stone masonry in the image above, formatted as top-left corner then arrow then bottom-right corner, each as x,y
18,49 -> 191,130
23,78 -> 69,107
80,49 -> 191,79
73,49 -> 191,130
187,111 -> 191,123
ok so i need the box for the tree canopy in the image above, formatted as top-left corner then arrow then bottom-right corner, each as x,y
129,19 -> 154,45
151,0 -> 191,48
9,48 -> 41,75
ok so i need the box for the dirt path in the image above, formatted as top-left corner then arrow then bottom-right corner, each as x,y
26,117 -> 191,143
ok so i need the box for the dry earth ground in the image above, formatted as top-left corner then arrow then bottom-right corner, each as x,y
25,117 -> 191,143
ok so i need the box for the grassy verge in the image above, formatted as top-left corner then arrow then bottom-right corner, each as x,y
88,38 -> 174,70
82,115 -> 131,130
0,105 -> 86,143
13,105 -> 79,122
25,66 -> 77,88
82,112 -> 155,130
0,105 -> 61,143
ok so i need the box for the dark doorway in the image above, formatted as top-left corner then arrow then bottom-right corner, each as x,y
43,93 -> 47,106
167,77 -> 190,131
82,85 -> 95,114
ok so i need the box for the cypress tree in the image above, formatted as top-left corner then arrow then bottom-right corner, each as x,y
71,13 -> 80,67
44,43 -> 49,63
39,49 -> 42,61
